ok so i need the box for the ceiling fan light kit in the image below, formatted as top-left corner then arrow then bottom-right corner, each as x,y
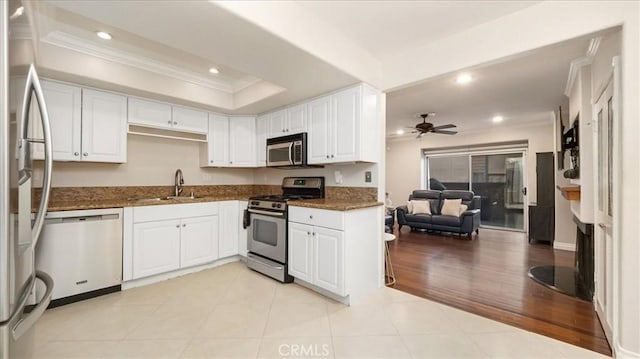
408,113 -> 458,138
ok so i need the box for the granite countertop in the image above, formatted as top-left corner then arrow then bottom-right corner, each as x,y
45,195 -> 252,212
289,199 -> 383,211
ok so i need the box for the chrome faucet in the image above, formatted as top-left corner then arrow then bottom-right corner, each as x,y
174,169 -> 184,197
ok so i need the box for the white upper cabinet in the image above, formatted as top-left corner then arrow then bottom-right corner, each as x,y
256,115 -> 268,167
31,81 -> 82,161
287,104 -> 307,134
31,81 -> 126,163
332,86 -> 360,163
128,97 -> 172,130
307,84 -> 378,164
268,110 -> 287,138
172,106 -> 208,134
205,114 -> 230,167
129,98 -> 208,134
267,105 -> 307,138
201,115 -> 257,168
229,116 -> 256,167
307,95 -> 332,164
81,89 -> 128,163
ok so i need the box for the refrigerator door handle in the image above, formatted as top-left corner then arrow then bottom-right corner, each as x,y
19,64 -> 53,246
11,271 -> 54,340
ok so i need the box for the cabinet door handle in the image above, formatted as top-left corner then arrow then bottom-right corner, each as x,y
331,154 -> 334,158
183,224 -> 186,227
326,155 -> 329,159
309,215 -> 313,219
173,121 -> 178,125
74,152 -> 79,156
210,160 -> 213,163
312,232 -> 316,236
307,232 -> 311,235
175,225 -> 179,228
83,152 -> 88,157
167,120 -> 172,124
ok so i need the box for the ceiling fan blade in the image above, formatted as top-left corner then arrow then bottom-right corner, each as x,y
433,130 -> 457,135
415,133 -> 423,139
432,124 -> 456,130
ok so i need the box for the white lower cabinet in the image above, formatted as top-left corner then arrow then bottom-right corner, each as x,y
125,202 -> 224,281
238,201 -> 248,257
180,215 -> 219,268
288,205 -> 380,303
313,227 -> 344,295
288,222 -> 314,283
133,219 -> 181,279
288,209 -> 346,296
219,201 -> 240,258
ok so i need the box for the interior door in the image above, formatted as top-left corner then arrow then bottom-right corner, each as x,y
594,78 -> 615,341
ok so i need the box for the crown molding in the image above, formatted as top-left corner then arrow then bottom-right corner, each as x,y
564,56 -> 591,97
40,31 -> 235,93
563,37 -> 602,97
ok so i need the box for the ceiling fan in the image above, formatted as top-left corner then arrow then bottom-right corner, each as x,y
407,113 -> 457,139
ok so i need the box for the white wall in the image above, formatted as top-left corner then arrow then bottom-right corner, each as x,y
385,121 -> 554,208
34,135 -> 256,187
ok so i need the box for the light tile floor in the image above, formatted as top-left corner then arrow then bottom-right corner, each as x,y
24,261 -> 609,358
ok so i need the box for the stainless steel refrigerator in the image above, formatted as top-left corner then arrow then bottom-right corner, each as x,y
1,1 -> 54,357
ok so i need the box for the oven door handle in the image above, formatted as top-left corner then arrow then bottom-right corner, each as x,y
248,209 -> 286,218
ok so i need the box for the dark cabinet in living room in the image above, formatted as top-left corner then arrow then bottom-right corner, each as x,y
529,152 -> 555,243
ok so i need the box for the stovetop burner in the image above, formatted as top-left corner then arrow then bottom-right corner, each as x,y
248,177 -> 325,212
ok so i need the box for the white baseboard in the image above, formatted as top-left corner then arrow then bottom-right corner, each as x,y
294,278 -> 349,305
122,256 -> 241,290
553,242 -> 576,251
615,339 -> 640,359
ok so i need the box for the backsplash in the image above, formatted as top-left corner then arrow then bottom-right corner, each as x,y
35,185 -> 375,203
325,187 -> 377,202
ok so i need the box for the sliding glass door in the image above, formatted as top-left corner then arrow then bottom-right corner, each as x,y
426,150 -> 526,231
470,153 -> 525,230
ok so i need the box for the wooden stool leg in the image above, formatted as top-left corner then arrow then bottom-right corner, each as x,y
385,241 -> 396,286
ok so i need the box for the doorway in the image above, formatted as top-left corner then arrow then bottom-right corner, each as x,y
425,147 -> 527,231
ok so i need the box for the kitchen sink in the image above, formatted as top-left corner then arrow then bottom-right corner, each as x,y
127,195 -> 201,202
127,197 -> 162,202
163,195 -> 201,200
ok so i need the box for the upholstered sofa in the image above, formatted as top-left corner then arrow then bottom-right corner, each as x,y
396,190 -> 481,237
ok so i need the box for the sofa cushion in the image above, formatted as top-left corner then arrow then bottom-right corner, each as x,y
442,190 -> 475,208
431,215 -> 461,227
441,198 -> 462,216
409,190 -> 441,214
405,213 -> 432,224
411,200 -> 431,215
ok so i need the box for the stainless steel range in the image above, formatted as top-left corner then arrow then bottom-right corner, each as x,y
246,177 -> 325,282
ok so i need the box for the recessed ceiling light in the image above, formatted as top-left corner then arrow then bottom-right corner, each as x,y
96,31 -> 112,40
208,67 -> 220,74
492,116 -> 504,123
10,6 -> 24,19
456,73 -> 473,84
396,129 -> 405,135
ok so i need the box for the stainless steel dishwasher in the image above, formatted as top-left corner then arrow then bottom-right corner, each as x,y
34,208 -> 123,304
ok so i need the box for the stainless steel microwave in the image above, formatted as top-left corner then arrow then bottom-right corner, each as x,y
266,133 -> 307,168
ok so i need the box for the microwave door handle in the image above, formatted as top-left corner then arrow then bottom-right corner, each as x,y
288,142 -> 294,164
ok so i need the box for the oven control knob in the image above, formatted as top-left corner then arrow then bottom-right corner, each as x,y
276,204 -> 282,208
272,203 -> 277,208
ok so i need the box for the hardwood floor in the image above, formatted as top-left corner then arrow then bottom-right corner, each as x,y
388,226 -> 612,356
